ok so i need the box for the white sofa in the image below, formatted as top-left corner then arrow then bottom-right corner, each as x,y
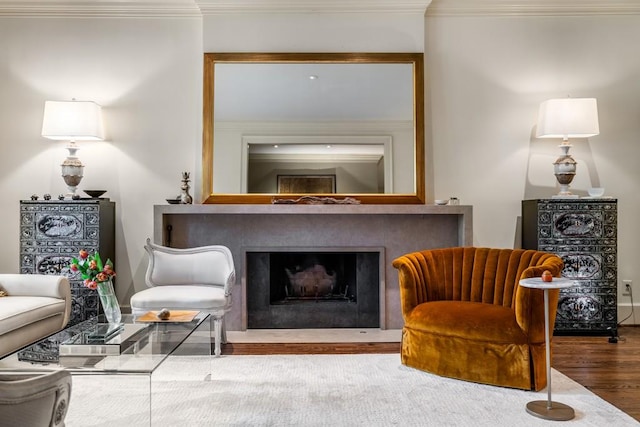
0,274 -> 71,359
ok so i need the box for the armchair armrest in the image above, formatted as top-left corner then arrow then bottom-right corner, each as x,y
514,254 -> 564,340
392,253 -> 430,319
224,270 -> 236,297
0,274 -> 71,300
520,256 -> 563,281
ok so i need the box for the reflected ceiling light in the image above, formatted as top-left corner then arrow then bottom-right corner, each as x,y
41,99 -> 105,199
309,75 -> 318,80
536,97 -> 599,198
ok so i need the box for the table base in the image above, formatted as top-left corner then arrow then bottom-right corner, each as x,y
526,400 -> 575,421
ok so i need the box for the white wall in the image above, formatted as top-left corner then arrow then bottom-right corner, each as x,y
426,13 -> 640,323
0,17 -> 203,305
203,13 -> 425,52
0,7 -> 423,311
1,4 -> 638,324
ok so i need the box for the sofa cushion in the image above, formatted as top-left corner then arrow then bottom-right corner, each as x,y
0,297 -> 67,336
404,300 -> 529,345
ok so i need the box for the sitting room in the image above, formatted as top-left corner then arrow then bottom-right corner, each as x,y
0,0 -> 639,425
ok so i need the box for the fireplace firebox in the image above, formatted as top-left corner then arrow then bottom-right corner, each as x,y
247,251 -> 380,329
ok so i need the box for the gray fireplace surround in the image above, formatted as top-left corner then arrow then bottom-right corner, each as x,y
153,204 -> 472,331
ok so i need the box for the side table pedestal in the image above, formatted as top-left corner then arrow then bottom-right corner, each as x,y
526,401 -> 575,421
519,277 -> 576,421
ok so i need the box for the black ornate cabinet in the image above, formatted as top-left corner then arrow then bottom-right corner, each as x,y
522,199 -> 617,335
20,199 -> 115,326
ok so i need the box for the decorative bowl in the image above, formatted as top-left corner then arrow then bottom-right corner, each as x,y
166,198 -> 181,205
588,187 -> 605,197
434,199 -> 448,205
84,190 -> 107,198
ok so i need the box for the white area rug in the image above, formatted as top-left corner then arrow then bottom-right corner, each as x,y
66,354 -> 639,426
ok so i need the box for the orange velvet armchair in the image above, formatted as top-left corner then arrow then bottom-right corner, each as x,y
392,247 -> 564,391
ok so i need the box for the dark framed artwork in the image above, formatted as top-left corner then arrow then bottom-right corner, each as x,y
277,175 -> 336,194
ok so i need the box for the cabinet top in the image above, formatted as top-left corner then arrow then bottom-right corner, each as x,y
21,198 -> 113,204
523,198 -> 617,203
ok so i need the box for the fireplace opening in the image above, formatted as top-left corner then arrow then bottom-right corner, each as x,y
271,253 -> 356,304
247,251 -> 380,329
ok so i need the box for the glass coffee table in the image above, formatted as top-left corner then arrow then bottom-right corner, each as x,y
0,312 -> 211,426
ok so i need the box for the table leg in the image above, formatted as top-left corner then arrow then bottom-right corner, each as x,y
525,288 -> 575,421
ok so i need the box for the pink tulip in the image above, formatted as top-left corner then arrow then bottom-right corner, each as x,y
79,250 -> 89,259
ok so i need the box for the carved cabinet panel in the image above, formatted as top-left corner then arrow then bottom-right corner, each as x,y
20,199 -> 115,325
522,199 -> 617,335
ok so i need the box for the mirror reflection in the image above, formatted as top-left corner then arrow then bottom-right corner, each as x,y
203,53 -> 425,204
244,137 -> 392,194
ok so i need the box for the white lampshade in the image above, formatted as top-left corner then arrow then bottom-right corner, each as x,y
41,100 -> 105,141
536,98 -> 599,139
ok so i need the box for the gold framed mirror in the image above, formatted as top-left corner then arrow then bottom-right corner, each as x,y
202,52 -> 424,204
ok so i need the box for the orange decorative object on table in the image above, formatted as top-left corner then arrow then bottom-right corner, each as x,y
541,270 -> 553,282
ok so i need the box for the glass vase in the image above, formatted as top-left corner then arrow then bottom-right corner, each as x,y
97,280 -> 122,324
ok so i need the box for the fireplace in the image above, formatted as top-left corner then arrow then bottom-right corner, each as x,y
246,250 -> 381,329
154,204 -> 473,330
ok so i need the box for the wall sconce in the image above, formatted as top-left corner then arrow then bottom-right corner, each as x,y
536,97 -> 599,198
41,100 -> 105,198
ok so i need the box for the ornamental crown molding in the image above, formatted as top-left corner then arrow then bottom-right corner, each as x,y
426,0 -> 640,17
195,0 -> 433,14
0,0 -> 433,17
1,0 -> 639,17
0,1 -> 202,17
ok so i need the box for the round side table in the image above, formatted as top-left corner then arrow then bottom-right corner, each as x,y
519,277 -> 576,421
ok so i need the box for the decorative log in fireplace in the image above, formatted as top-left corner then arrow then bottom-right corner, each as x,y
285,265 -> 343,300
247,251 -> 379,329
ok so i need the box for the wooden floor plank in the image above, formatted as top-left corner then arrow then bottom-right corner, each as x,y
224,342 -> 400,355
553,326 -> 640,422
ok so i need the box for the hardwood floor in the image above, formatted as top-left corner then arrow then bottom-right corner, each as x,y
553,326 -> 640,422
223,326 -> 640,422
224,341 -> 400,355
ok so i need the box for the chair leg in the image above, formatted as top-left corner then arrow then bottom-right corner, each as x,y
213,315 -> 223,357
221,321 -> 227,344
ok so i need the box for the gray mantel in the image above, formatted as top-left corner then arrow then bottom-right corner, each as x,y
154,204 -> 473,330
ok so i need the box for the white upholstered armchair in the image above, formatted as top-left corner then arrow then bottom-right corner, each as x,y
130,239 -> 236,356
0,370 -> 72,427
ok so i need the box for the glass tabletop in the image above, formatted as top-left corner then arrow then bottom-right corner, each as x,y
0,312 -> 210,375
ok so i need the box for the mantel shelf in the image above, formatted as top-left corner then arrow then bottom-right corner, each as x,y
154,203 -> 471,216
